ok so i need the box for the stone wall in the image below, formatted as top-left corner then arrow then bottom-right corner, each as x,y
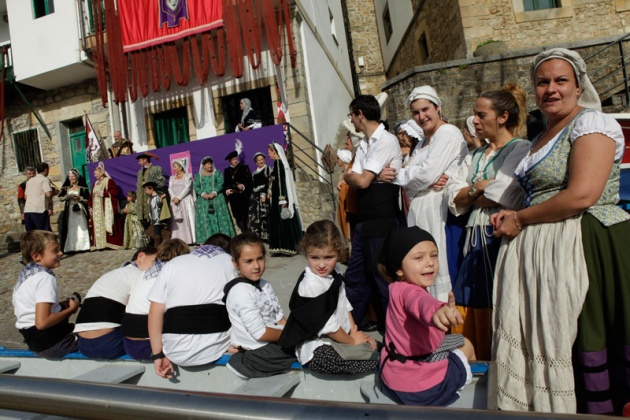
460,0 -> 630,57
345,0 -> 387,95
383,38 -> 630,132
387,0 -> 467,79
0,79 -> 107,243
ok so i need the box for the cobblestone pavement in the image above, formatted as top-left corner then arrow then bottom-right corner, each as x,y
0,247 -> 306,350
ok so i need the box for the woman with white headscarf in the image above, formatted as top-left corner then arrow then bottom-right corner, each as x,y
396,119 -> 424,166
168,158 -> 196,244
58,168 -> 91,252
236,98 -> 262,132
490,48 -> 630,414
89,162 -> 124,250
463,116 -> 484,151
267,142 -> 303,256
248,152 -> 272,241
194,156 -> 235,243
381,86 -> 468,303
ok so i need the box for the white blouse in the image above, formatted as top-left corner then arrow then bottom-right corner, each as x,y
515,111 -> 624,178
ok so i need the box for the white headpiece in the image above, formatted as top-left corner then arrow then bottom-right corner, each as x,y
531,48 -> 601,111
336,149 -> 352,164
406,85 -> 442,108
399,119 -> 424,140
466,116 -> 478,137
343,119 -> 363,147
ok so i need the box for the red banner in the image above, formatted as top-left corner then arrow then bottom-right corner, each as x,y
119,0 -> 222,53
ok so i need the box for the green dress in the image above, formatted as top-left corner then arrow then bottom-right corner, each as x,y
194,171 -> 235,243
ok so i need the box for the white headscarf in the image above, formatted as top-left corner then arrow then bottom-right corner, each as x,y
96,161 -> 111,179
199,156 -> 214,176
240,98 -> 252,124
406,85 -> 442,107
466,116 -> 478,137
336,149 -> 352,164
399,119 -> 424,140
343,118 -> 363,147
531,47 -> 601,111
172,157 -> 189,176
272,142 -> 302,230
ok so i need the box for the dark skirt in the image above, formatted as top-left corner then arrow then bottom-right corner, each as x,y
268,204 -> 302,256
574,214 -> 630,415
248,195 -> 270,241
383,352 -> 468,406
227,343 -> 296,378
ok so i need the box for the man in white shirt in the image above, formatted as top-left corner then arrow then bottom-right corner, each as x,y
343,94 -> 403,331
24,162 -> 59,232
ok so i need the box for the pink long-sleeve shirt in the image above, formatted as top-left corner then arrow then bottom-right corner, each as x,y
380,281 -> 448,392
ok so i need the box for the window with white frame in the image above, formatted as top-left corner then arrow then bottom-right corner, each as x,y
13,129 -> 42,172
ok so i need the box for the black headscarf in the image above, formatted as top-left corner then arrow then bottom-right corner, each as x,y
378,226 -> 436,281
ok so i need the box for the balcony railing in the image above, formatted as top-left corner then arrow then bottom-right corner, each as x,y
0,42 -> 14,82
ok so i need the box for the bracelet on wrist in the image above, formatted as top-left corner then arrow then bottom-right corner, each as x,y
513,212 -> 523,231
150,351 -> 165,361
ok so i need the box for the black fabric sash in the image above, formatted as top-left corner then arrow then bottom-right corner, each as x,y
75,297 -> 126,325
120,313 -> 149,338
163,303 -> 231,334
19,319 -> 74,352
355,183 -> 401,222
222,277 -> 262,303
277,270 -> 342,350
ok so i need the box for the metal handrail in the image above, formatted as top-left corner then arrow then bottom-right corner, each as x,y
0,375 -> 598,420
585,33 -> 630,105
283,123 -> 336,208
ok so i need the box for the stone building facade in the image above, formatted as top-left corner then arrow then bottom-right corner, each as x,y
0,7 -> 341,246
345,0 -> 387,96
0,80 -> 107,241
383,37 -> 630,132
380,0 -> 630,82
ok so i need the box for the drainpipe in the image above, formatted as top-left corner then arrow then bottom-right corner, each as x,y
341,0 -> 361,97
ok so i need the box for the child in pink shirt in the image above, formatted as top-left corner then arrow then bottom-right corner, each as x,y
378,226 -> 475,406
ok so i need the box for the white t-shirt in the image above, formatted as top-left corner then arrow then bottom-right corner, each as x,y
351,123 -> 403,176
147,252 -> 234,367
74,265 -> 141,333
295,267 -> 353,364
13,271 -> 61,329
226,279 -> 285,350
126,274 -> 156,316
24,174 -> 52,213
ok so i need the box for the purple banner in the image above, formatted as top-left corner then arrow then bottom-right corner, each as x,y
159,0 -> 189,28
88,124 -> 286,197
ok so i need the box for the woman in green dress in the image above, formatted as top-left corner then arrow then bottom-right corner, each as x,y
267,143 -> 303,256
194,156 -> 235,243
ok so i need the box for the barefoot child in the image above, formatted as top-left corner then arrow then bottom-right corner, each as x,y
224,232 -> 296,378
378,226 -> 475,406
13,230 -> 80,357
278,220 -> 378,374
122,191 -> 148,249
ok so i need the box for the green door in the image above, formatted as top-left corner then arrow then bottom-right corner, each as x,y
153,108 -> 189,148
69,127 -> 88,181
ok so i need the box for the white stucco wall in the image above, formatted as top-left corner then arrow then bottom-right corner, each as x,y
6,0 -> 92,89
301,26 -> 353,151
298,0 -> 354,151
374,0 -> 413,70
